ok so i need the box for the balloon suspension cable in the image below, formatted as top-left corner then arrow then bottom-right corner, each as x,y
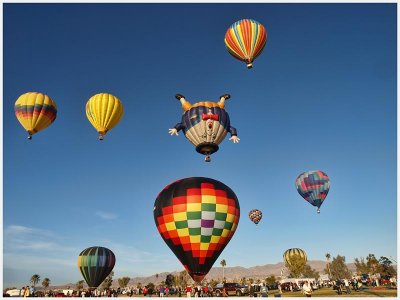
99,135 -> 104,141
205,154 -> 211,162
317,208 -> 321,214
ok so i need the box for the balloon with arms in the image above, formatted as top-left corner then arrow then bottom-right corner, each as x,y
14,92 -> 57,139
224,19 -> 267,69
169,94 -> 239,162
86,93 -> 124,140
77,246 -> 116,288
154,177 -> 240,282
295,170 -> 330,213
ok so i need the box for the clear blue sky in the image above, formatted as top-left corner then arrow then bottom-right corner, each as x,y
3,3 -> 397,287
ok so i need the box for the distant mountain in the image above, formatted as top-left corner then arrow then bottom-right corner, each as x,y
45,260 -> 358,290
127,260 -> 357,285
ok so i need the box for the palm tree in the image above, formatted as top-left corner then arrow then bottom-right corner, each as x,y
76,280 -> 84,291
220,259 -> 227,281
325,253 -> 332,279
30,274 -> 41,288
42,278 -> 50,291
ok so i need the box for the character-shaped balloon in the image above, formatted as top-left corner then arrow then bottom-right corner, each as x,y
77,246 -> 115,288
14,92 -> 57,139
154,177 -> 240,283
169,94 -> 240,162
295,170 -> 330,213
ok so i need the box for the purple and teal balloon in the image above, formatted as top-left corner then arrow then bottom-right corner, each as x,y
295,170 -> 330,213
249,209 -> 262,225
77,246 -> 116,288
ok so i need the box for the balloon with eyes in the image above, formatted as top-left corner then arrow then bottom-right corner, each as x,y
169,94 -> 240,162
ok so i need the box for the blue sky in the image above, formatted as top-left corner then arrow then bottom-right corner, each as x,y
3,3 -> 397,287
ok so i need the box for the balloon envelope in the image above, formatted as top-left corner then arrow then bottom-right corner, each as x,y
224,19 -> 267,68
86,93 -> 124,140
77,246 -> 115,288
154,177 -> 240,282
248,209 -> 262,225
14,92 -> 57,139
283,248 -> 307,267
295,170 -> 330,212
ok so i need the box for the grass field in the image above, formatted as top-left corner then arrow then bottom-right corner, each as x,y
269,287 -> 398,297
121,287 -> 397,297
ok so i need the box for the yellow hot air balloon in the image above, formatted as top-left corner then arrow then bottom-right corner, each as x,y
14,92 -> 58,139
86,93 -> 124,140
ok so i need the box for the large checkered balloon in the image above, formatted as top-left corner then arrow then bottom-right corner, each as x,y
154,177 -> 240,282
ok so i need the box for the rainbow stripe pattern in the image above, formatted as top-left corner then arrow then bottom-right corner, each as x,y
154,177 -> 240,282
224,19 -> 267,68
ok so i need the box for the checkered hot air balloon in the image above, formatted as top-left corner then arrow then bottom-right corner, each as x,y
248,209 -> 262,225
169,94 -> 239,162
295,170 -> 330,213
154,177 -> 240,282
224,19 -> 267,69
14,92 -> 57,139
77,246 -> 115,288
283,248 -> 307,267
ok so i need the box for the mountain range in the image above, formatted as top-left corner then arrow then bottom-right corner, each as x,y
48,260 -> 360,290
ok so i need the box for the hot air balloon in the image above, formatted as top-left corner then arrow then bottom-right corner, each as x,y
295,170 -> 330,213
169,94 -> 239,162
154,177 -> 240,282
283,248 -> 307,267
14,92 -> 57,139
248,209 -> 262,225
77,246 -> 115,288
86,93 -> 124,140
224,19 -> 267,69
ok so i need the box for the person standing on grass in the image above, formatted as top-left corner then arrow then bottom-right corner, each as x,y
185,285 -> 192,298
302,281 -> 312,298
343,278 -> 351,294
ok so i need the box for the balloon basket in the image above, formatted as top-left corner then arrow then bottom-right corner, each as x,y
196,143 -> 219,162
247,63 -> 253,69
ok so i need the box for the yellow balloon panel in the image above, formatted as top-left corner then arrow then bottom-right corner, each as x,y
86,93 -> 124,139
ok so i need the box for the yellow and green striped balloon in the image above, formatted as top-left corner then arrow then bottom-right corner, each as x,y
14,92 -> 57,139
283,248 -> 307,267
77,246 -> 116,288
86,93 -> 124,140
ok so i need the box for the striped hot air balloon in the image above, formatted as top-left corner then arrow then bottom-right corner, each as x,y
154,177 -> 240,283
224,19 -> 267,69
86,93 -> 124,140
283,248 -> 307,267
248,209 -> 262,225
77,246 -> 116,288
295,170 -> 330,213
14,92 -> 57,139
